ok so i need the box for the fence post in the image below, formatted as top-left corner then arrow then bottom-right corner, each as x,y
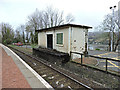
81,54 -> 83,64
106,59 -> 108,73
70,51 -> 71,60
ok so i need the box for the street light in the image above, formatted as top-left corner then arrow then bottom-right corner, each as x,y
110,5 -> 116,51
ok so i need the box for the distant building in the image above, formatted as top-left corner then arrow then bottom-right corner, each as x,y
36,24 -> 92,59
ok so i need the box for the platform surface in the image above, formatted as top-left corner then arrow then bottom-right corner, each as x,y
0,44 -> 53,89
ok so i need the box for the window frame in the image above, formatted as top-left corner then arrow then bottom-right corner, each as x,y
56,32 -> 64,46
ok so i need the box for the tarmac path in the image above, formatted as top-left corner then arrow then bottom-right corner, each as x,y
88,50 -> 120,73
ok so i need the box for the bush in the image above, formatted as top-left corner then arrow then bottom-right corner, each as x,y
3,38 -> 13,45
31,44 -> 38,48
96,48 -> 100,51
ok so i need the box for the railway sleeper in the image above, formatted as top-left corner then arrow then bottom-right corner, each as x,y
51,74 -> 60,79
46,72 -> 55,76
39,70 -> 52,75
40,72 -> 56,78
10,47 -> 93,90
58,82 -> 71,88
57,79 -> 71,87
33,66 -> 44,69
46,76 -> 64,85
36,67 -> 47,71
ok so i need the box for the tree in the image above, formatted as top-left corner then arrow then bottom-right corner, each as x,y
0,28 -> 2,43
0,23 -> 14,44
41,6 -> 65,28
25,25 -> 31,43
14,29 -> 22,43
17,25 -> 26,43
65,13 -> 75,24
26,6 -> 75,44
26,9 -> 40,44
97,11 -> 120,51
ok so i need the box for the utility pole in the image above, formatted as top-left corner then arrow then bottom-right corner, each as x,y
110,5 -> 116,51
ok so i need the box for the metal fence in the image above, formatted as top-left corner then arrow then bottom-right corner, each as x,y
70,51 -> 120,77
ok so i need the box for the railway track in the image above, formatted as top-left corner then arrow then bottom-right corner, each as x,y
9,46 -> 93,90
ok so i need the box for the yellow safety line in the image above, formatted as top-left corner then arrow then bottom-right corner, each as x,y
94,52 -> 112,56
95,53 -> 120,60
111,58 -> 119,60
100,60 -> 105,62
94,52 -> 120,69
108,60 -> 120,69
103,65 -> 115,67
109,52 -> 117,54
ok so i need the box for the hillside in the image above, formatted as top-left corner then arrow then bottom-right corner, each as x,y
88,32 -> 109,45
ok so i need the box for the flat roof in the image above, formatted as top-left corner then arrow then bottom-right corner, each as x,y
36,24 -> 92,32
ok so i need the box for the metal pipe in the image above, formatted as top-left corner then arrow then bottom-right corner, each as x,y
81,54 -> 83,64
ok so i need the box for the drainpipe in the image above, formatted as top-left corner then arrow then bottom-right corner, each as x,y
53,29 -> 55,49
68,26 -> 72,55
84,29 -> 88,57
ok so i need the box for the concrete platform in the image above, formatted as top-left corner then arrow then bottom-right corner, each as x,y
1,44 -> 53,89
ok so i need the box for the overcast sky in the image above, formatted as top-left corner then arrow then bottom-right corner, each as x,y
0,0 -> 120,31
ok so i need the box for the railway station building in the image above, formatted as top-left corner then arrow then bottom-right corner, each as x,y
36,24 -> 92,59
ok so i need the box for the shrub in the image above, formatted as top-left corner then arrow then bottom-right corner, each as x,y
96,48 -> 100,51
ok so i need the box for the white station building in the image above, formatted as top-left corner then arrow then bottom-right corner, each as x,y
36,24 -> 92,59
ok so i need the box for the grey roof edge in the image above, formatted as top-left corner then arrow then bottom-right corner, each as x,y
36,24 -> 92,32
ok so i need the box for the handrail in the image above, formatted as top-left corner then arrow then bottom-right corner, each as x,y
70,51 -> 120,62
70,51 -> 120,76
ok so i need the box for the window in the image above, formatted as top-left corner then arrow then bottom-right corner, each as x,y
56,33 -> 63,45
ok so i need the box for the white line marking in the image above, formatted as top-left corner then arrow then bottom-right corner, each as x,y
0,44 -> 54,90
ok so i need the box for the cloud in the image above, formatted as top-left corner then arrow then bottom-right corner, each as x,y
0,0 -> 120,30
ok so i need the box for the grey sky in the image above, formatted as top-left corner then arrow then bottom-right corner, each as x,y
0,0 -> 120,31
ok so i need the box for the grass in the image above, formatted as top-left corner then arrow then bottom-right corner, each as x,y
31,44 -> 39,48
8,44 -> 33,54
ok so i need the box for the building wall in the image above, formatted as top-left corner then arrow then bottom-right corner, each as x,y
38,26 -> 88,58
38,32 -> 46,48
45,30 -> 54,48
54,28 -> 69,53
38,27 -> 69,53
71,27 -> 87,52
71,27 -> 88,59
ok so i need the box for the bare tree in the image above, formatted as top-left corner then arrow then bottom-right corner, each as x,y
97,11 -> 120,52
14,29 -> 22,42
16,25 -> 26,43
25,25 -> 31,43
65,13 -> 75,24
41,6 -> 65,28
26,9 -> 42,44
113,11 -> 120,51
26,6 -> 75,44
0,29 -> 2,43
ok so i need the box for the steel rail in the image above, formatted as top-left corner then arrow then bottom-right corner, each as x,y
8,46 -> 93,90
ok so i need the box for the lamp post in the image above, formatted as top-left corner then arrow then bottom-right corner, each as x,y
118,2 -> 120,54
110,5 -> 116,51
